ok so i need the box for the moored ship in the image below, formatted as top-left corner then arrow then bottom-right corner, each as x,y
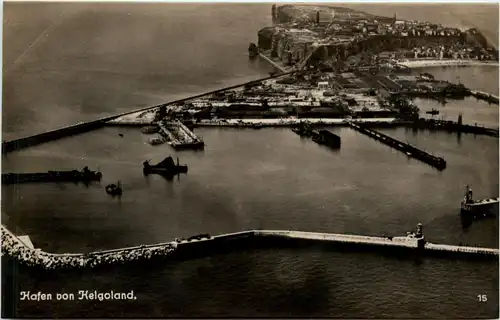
149,137 -> 165,145
2,167 -> 102,185
143,156 -> 188,176
426,109 -> 440,115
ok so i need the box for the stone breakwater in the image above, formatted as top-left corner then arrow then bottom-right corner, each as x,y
1,226 -> 177,270
4,224 -> 497,271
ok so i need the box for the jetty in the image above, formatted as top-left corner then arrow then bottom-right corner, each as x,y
347,122 -> 447,171
2,223 -> 498,272
460,185 -> 499,217
410,118 -> 499,137
252,229 -> 498,259
471,90 -> 500,104
1,167 -> 102,185
158,121 -> 204,150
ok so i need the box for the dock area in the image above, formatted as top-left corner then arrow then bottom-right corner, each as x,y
2,71 -> 297,154
197,118 -> 399,127
158,121 -> 204,150
347,122 -> 447,171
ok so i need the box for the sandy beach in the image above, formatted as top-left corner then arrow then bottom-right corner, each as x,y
397,59 -> 499,68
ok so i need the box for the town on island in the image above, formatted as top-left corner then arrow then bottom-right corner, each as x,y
105,5 -> 499,144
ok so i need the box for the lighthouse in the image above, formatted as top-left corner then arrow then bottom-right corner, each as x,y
415,223 -> 425,249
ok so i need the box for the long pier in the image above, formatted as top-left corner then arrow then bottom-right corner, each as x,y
348,122 -> 447,170
2,71 -> 297,154
467,197 -> 500,207
2,223 -> 498,272
258,51 -> 289,73
462,196 -> 500,216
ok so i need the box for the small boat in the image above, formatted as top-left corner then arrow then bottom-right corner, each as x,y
141,126 -> 160,134
106,180 -> 122,196
426,109 -> 439,115
118,133 -> 124,137
149,137 -> 164,145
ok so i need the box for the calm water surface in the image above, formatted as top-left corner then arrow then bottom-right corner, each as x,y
2,3 -> 499,318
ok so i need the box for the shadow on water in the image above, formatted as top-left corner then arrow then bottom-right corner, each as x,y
460,209 -> 497,230
411,127 -> 418,137
460,210 -> 474,229
317,145 -> 341,154
107,193 -> 123,200
144,172 -> 185,182
5,180 -> 97,188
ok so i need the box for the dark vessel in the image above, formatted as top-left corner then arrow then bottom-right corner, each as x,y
426,109 -> 439,115
141,126 -> 160,134
143,156 -> 188,176
2,167 -> 102,185
171,141 -> 205,150
311,129 -> 341,149
105,180 -> 123,196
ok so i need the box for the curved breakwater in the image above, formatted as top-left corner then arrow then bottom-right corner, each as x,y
2,225 -> 498,271
1,226 -> 178,270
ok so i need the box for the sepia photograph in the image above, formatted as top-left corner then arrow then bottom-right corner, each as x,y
1,0 -> 499,318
